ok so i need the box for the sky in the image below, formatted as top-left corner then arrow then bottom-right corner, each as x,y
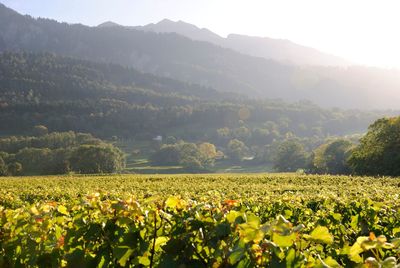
2,0 -> 400,68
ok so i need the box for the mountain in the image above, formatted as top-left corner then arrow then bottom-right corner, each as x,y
1,3 -> 400,109
224,34 -> 350,66
133,19 -> 350,66
134,19 -> 224,47
97,21 -> 121,28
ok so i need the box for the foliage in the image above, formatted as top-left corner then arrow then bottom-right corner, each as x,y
349,117 -> 400,176
0,131 -> 123,175
1,174 -> 400,267
6,162 -> 22,176
312,139 -> 353,174
0,52 -> 392,142
227,139 -> 249,162
69,144 -> 125,174
273,139 -> 309,172
151,141 -> 218,170
15,148 -> 53,175
0,156 -> 6,176
150,145 -> 181,166
0,131 -> 102,154
33,125 -> 49,137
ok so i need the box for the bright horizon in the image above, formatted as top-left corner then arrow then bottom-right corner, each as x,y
3,0 -> 400,68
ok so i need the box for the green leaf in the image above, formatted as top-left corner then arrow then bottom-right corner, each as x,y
360,239 -> 377,250
227,210 -> 242,224
393,227 -> 400,235
307,226 -> 333,244
348,236 -> 369,263
272,232 -> 297,247
57,205 -> 69,215
350,215 -> 359,230
285,248 -> 296,266
97,256 -> 107,268
216,222 -> 231,238
332,213 -> 342,221
228,248 -> 245,265
246,214 -> 260,226
138,256 -> 151,266
323,256 -> 342,267
114,246 -> 134,266
154,236 -> 168,251
382,257 -> 397,268
236,258 -> 252,268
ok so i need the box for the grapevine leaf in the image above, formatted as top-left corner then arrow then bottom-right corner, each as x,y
57,205 -> 69,215
228,248 -> 245,265
113,246 -> 134,266
364,257 -> 380,268
382,257 -> 397,268
165,197 -> 179,208
272,232 -> 297,247
348,236 -> 369,263
306,226 -> 333,244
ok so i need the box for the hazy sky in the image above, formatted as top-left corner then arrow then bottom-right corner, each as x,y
3,0 -> 400,68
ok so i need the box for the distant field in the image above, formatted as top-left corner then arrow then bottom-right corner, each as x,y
2,173 -> 400,206
1,174 -> 400,267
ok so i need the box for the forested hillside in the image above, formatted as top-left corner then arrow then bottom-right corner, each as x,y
1,3 -> 400,108
0,52 -> 391,141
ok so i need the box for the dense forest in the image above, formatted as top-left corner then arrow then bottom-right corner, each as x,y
0,52 -> 392,141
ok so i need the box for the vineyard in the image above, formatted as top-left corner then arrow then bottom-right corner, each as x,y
1,174 -> 400,267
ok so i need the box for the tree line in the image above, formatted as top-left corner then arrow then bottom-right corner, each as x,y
264,116 -> 400,176
0,116 -> 398,176
0,128 -> 125,176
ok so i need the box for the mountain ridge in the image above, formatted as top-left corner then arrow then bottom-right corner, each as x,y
101,19 -> 351,66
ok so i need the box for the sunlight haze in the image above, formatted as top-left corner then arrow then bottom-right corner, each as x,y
2,0 -> 400,68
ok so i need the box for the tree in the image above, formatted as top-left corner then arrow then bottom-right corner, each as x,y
273,139 -> 309,172
227,139 -> 249,162
180,156 -> 203,171
348,117 -> 400,176
0,157 -> 7,176
165,136 -> 177,144
233,126 -> 251,141
150,145 -> 181,166
33,125 -> 48,137
7,162 -> 22,176
49,149 -> 71,174
15,148 -> 53,175
312,139 -> 353,174
198,142 -> 218,167
150,141 -> 218,170
69,144 -> 125,174
252,128 -> 272,145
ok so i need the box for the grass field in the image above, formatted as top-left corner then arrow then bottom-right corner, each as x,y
1,174 -> 400,267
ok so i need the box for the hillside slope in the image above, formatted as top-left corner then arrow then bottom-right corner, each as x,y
0,52 -> 391,140
1,3 -> 400,109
